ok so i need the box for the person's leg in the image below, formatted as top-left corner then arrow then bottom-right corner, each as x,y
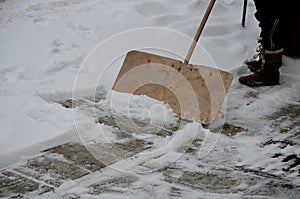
254,0 -> 283,51
281,1 -> 300,56
245,0 -> 283,72
240,0 -> 284,87
244,0 -> 268,71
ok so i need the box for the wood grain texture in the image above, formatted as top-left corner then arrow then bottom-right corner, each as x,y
113,50 -> 234,124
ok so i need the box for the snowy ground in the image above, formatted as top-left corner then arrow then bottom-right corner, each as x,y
0,0 -> 300,198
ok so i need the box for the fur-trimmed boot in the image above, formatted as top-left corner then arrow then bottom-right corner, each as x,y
239,48 -> 283,87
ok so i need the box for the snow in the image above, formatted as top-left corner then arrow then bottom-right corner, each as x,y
0,0 -> 226,156
1,0 -> 300,198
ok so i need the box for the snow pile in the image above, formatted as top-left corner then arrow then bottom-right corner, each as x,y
101,91 -> 178,131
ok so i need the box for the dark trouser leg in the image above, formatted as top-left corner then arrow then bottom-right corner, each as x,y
239,0 -> 284,87
253,0 -> 283,51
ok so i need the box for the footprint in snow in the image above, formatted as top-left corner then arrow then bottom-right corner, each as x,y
135,1 -> 170,17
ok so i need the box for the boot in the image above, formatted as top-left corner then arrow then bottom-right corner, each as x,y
244,38 -> 264,72
239,48 -> 283,87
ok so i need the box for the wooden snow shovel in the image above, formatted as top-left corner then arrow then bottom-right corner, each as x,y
112,0 -> 234,124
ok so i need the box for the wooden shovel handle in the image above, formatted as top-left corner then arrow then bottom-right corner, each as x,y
184,0 -> 216,64
242,0 -> 248,27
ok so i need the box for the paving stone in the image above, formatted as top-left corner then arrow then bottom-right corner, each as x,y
88,176 -> 137,195
267,104 -> 300,135
164,169 -> 239,194
221,123 -> 247,137
163,166 -> 298,197
13,143 -> 102,188
15,154 -> 89,187
0,170 -> 41,198
43,142 -> 106,172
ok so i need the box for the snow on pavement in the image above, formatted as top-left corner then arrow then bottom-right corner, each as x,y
0,0 -> 300,198
0,0 -> 256,155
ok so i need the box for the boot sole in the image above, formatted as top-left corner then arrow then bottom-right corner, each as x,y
239,78 -> 279,87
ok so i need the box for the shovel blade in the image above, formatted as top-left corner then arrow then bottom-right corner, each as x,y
113,50 -> 234,124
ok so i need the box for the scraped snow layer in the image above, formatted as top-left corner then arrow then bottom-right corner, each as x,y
104,90 -> 178,127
